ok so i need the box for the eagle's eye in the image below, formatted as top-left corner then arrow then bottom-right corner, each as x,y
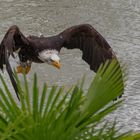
46,58 -> 53,64
50,58 -> 60,63
50,59 -> 55,63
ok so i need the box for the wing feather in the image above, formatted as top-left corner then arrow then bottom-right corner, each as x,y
57,24 -> 123,99
60,24 -> 115,72
0,25 -> 29,100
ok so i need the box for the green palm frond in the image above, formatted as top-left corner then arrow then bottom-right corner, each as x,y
121,133 -> 140,140
0,59 -> 132,140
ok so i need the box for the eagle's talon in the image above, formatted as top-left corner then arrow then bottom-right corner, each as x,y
25,65 -> 31,74
16,65 -> 31,74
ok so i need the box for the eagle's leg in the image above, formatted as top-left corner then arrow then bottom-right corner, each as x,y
16,61 -> 32,74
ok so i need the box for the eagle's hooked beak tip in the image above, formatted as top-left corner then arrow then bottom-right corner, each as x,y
52,61 -> 61,69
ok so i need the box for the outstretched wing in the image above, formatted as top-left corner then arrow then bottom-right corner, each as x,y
59,24 -> 116,72
0,25 -> 29,70
0,25 -> 29,100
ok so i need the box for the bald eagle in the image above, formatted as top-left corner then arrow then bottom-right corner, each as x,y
0,24 -> 117,100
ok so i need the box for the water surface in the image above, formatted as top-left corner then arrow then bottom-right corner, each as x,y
0,0 -> 140,131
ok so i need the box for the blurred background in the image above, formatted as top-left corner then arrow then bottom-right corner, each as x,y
0,0 -> 140,132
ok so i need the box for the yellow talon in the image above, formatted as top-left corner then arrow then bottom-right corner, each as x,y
16,65 -> 31,74
17,65 -> 23,73
25,65 -> 31,74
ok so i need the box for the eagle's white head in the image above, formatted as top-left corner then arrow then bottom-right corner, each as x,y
38,50 -> 61,69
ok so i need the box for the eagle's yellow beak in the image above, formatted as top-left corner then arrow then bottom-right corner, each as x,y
17,65 -> 31,74
52,61 -> 61,69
